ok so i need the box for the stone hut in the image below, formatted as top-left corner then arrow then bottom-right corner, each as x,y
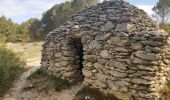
41,0 -> 170,99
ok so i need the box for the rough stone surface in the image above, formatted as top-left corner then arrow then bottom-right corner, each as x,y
41,0 -> 170,100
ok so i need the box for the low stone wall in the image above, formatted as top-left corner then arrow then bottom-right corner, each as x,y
41,0 -> 170,99
41,33 -> 83,83
82,30 -> 170,99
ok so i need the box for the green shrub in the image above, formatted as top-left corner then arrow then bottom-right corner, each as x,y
0,45 -> 26,96
159,82 -> 170,100
160,23 -> 170,34
74,86 -> 118,100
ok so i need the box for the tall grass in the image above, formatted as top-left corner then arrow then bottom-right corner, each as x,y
0,40 -> 26,96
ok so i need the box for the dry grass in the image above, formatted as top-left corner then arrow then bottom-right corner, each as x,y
6,42 -> 43,60
0,46 -> 26,97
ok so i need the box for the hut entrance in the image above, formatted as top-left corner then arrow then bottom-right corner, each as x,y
72,38 -> 84,78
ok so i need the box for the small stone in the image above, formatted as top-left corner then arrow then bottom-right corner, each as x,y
96,73 -> 107,82
163,59 -> 170,64
72,25 -> 80,29
100,50 -> 110,58
94,63 -> 103,69
107,37 -> 129,46
132,57 -> 150,64
140,41 -> 162,46
109,71 -> 127,77
115,23 -> 134,32
49,42 -> 55,47
141,76 -> 155,80
106,60 -> 127,70
64,71 -> 75,78
110,47 -> 129,53
135,51 -> 157,61
95,80 -> 107,88
89,40 -> 102,50
131,78 -> 150,84
95,33 -> 111,40
84,78 -> 94,84
131,43 -> 143,50
112,91 -> 133,100
137,65 -> 157,71
100,21 -> 115,32
82,69 -> 93,77
108,81 -> 120,91
75,31 -> 88,38
115,32 -> 129,37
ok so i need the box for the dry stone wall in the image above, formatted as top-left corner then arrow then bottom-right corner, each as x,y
41,0 -> 170,99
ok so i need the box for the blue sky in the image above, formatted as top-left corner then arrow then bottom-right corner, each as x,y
0,0 -> 158,24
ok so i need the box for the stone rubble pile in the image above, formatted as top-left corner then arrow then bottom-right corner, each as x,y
41,0 -> 170,99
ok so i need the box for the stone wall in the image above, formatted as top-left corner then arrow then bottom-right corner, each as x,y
41,0 -> 170,99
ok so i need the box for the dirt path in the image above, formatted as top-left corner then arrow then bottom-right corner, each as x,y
2,58 -> 83,100
2,58 -> 41,100
2,42 -> 83,100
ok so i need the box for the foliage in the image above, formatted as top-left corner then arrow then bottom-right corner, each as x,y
0,16 -> 29,42
73,86 -> 118,100
41,0 -> 99,34
0,45 -> 26,96
158,81 -> 170,100
0,0 -> 99,42
152,0 -> 170,23
21,18 -> 44,41
160,23 -> 170,34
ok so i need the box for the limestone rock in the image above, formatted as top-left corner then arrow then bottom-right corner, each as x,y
109,71 -> 127,77
115,23 -> 134,32
95,80 -> 107,88
112,91 -> 133,100
131,43 -> 143,50
100,21 -> 115,32
106,60 -> 127,70
107,37 -> 129,46
100,50 -> 110,58
89,40 -> 102,50
96,73 -> 107,82
135,51 -> 157,61
82,69 -> 93,77
131,79 -> 150,84
132,57 -> 150,64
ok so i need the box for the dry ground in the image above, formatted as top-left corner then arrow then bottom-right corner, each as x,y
2,42 -> 83,100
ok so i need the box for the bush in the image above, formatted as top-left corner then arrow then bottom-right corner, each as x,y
73,86 -> 118,100
160,23 -> 170,34
0,45 -> 26,96
159,81 -> 170,100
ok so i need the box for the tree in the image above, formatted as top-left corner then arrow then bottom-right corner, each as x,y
41,0 -> 99,34
21,18 -> 43,40
0,16 -> 29,42
152,0 -> 170,23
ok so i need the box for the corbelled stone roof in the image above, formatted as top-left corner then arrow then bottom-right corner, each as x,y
42,0 -> 170,100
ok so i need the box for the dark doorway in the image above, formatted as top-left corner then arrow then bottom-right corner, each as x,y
72,38 -> 84,78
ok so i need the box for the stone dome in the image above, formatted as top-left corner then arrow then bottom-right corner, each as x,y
41,0 -> 170,99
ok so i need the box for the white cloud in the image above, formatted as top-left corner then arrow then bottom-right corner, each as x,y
0,0 -> 69,19
136,5 -> 154,16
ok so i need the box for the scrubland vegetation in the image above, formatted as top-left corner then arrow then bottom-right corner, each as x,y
0,38 -> 26,96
